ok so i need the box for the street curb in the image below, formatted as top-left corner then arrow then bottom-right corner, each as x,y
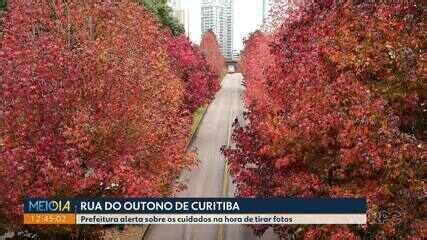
187,72 -> 227,149
186,105 -> 209,149
217,80 -> 234,240
138,106 -> 209,240
140,225 -> 151,240
141,75 -> 227,240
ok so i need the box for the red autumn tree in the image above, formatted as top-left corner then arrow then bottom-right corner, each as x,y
238,31 -> 275,115
261,0 -> 298,32
0,0 -> 194,237
166,34 -> 220,112
200,30 -> 226,78
225,1 -> 425,239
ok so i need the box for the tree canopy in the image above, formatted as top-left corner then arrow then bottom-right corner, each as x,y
225,1 -> 425,239
138,0 -> 185,36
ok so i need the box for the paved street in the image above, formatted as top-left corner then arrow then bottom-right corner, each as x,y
145,74 -> 279,240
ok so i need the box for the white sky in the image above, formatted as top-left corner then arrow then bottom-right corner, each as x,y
181,0 -> 264,50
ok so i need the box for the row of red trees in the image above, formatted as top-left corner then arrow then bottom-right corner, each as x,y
0,0 -> 223,237
167,34 -> 221,112
200,30 -> 226,78
225,0 -> 425,239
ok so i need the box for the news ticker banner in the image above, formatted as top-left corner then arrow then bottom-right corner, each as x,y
23,198 -> 367,225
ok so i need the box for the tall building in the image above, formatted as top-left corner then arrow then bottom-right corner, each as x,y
167,0 -> 190,35
262,0 -> 271,22
201,0 -> 233,60
262,0 -> 280,22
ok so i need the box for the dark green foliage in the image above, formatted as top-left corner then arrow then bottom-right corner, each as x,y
138,0 -> 185,36
0,0 -> 6,11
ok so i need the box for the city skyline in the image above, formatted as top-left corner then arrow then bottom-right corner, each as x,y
201,0 -> 233,59
179,0 -> 263,51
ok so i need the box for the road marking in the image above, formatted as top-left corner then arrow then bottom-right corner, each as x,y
218,75 -> 237,240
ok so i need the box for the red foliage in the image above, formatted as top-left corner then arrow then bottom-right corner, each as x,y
239,31 -> 276,115
166,34 -> 220,112
200,30 -> 226,78
0,0 -> 194,235
225,1 -> 425,239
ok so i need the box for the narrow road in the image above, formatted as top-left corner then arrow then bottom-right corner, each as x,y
145,74 -> 279,240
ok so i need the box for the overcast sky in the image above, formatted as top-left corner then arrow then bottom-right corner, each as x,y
181,0 -> 264,50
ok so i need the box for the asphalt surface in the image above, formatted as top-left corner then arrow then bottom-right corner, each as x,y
145,74 -> 279,240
